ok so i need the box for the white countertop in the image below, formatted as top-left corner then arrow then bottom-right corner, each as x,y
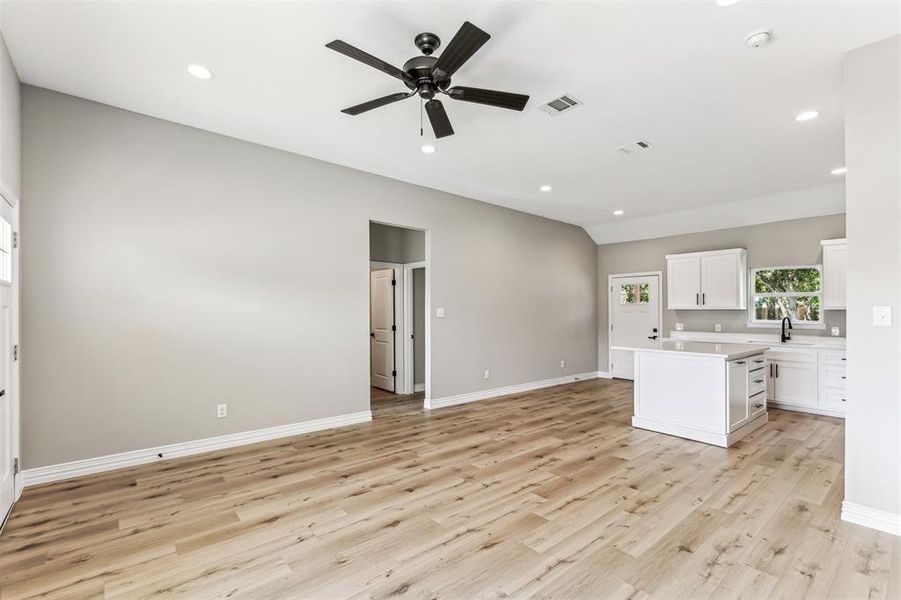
668,331 -> 846,351
612,341 -> 767,360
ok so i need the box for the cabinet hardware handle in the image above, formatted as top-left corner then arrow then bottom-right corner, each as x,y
696,293 -> 699,305
736,361 -> 745,365
769,364 -> 773,377
841,358 -> 846,361
775,364 -> 779,377
755,403 -> 764,408
753,359 -> 764,363
702,293 -> 706,305
841,398 -> 846,402
841,376 -> 846,380
754,379 -> 763,384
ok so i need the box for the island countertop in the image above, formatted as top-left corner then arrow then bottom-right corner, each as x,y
611,341 -> 766,361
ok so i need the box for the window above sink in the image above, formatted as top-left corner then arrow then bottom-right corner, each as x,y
748,265 -> 824,328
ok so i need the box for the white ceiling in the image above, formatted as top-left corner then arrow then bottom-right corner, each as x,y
1,1 -> 898,239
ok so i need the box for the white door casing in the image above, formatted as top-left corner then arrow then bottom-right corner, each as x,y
0,206 -> 14,526
609,273 -> 661,380
370,268 -> 396,392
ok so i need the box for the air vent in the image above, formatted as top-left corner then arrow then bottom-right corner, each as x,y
615,140 -> 653,154
538,94 -> 583,116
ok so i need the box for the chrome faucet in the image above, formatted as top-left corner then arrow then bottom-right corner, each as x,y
781,316 -> 793,343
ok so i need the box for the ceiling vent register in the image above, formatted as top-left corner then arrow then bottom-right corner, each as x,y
615,140 -> 653,154
538,94 -> 582,116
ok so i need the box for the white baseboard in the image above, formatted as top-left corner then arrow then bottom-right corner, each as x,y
842,501 -> 901,536
426,372 -> 599,410
413,383 -> 425,393
22,410 -> 372,487
596,370 -> 612,379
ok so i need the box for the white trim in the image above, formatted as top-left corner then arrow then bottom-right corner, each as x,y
402,261 -> 426,395
426,372 -> 599,410
767,401 -> 844,419
596,371 -> 612,379
22,410 -> 372,487
631,412 -> 768,448
0,177 -> 18,209
607,271 -> 663,378
414,383 -> 425,393
820,238 -> 847,247
841,501 -> 901,536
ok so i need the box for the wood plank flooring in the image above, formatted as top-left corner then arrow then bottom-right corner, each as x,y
1,378 -> 898,599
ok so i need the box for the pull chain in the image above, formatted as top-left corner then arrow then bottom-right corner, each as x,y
420,98 -> 424,137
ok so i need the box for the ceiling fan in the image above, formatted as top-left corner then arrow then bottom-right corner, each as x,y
326,21 -> 530,139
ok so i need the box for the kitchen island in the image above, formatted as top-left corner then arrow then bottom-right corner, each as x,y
618,341 -> 768,447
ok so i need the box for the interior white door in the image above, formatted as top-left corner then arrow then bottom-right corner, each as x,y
0,221 -> 12,523
610,275 -> 660,380
370,268 -> 395,392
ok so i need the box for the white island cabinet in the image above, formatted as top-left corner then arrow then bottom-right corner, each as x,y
626,341 -> 768,447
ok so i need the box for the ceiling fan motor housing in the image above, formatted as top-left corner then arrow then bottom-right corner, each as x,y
402,54 -> 450,98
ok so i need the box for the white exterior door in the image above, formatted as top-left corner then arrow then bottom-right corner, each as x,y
0,208 -> 14,525
370,269 -> 395,392
666,257 -> 700,309
610,274 -> 660,380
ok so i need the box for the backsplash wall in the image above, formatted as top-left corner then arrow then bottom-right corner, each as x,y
596,213 -> 846,371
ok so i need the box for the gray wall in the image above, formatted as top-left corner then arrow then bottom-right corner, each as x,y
597,214 -> 846,370
369,222 -> 425,264
0,32 -> 19,197
843,36 -> 900,518
413,267 -> 425,386
21,86 -> 598,468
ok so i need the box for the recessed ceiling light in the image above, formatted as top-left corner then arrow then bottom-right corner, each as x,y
716,0 -> 743,7
421,144 -> 436,154
187,64 -> 214,80
796,110 -> 820,122
831,167 -> 847,175
613,209 -> 624,216
539,185 -> 553,192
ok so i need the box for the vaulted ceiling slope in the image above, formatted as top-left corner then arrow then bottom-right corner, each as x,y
1,1 -> 897,241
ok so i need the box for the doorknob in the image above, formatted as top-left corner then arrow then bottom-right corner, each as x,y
370,332 -> 375,338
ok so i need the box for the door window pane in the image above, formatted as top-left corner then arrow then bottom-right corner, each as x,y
620,283 -> 649,304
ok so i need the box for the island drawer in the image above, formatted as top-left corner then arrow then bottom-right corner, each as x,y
766,349 -> 817,363
747,356 -> 767,372
749,391 -> 767,417
748,372 -> 767,396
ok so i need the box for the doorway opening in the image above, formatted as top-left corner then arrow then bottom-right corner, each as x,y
369,222 -> 427,415
608,271 -> 662,380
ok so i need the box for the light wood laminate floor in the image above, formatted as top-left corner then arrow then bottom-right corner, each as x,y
1,379 -> 898,599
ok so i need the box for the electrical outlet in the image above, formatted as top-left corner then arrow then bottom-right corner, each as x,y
483,369 -> 490,380
560,359 -> 566,369
714,323 -> 722,332
675,322 -> 684,331
217,404 -> 228,418
831,326 -> 840,337
436,307 -> 446,318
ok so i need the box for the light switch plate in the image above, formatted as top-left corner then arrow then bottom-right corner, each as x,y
714,324 -> 722,332
675,322 -> 684,331
436,308 -> 446,318
873,306 -> 892,327
831,326 -> 840,337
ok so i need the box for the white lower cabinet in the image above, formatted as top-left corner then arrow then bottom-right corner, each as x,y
765,348 -> 846,417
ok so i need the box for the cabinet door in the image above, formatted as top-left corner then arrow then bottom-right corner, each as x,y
700,252 -> 745,309
822,244 -> 847,310
667,256 -> 701,309
766,361 -> 775,401
727,360 -> 749,432
773,361 -> 818,407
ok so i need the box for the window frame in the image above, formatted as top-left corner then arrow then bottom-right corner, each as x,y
747,264 -> 825,329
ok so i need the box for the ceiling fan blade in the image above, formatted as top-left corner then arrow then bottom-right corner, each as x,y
431,22 -> 490,81
341,92 -> 412,116
326,40 -> 411,84
425,99 -> 454,138
446,87 -> 530,111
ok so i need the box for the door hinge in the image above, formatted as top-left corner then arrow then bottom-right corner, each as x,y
392,370 -> 397,377
610,324 -> 613,331
12,232 -> 18,249
391,279 -> 396,286
11,345 -> 17,362
12,457 -> 19,475
391,325 -> 396,332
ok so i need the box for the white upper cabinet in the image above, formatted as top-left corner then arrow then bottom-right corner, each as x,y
821,239 -> 847,310
666,249 -> 747,310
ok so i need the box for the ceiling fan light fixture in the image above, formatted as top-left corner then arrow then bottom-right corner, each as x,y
613,209 -> 624,216
796,110 -> 820,122
539,185 -> 552,192
421,144 -> 436,154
